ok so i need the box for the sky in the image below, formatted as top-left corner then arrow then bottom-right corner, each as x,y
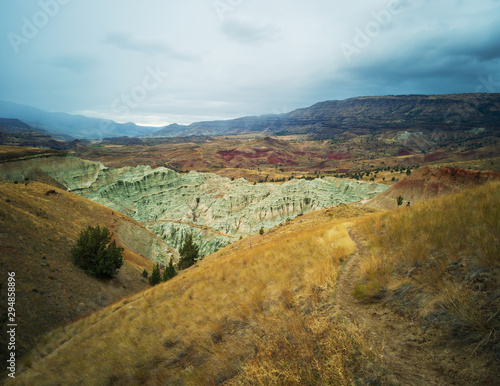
0,0 -> 499,127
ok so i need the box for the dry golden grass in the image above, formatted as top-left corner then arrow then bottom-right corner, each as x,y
357,180 -> 500,349
0,181 -> 156,366
12,209 -> 384,385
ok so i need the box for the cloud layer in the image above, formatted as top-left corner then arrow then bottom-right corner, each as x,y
0,0 -> 499,126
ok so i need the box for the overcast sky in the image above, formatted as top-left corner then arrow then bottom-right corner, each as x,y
1,0 -> 499,126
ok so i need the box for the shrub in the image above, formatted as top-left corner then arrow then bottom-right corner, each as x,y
142,269 -> 148,278
163,260 -> 177,281
397,195 -> 404,206
259,227 -> 264,236
149,263 -> 162,286
71,225 -> 124,279
178,234 -> 199,270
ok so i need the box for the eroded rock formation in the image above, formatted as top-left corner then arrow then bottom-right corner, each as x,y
0,153 -> 388,257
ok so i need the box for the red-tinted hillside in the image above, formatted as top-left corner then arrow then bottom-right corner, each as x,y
363,166 -> 500,209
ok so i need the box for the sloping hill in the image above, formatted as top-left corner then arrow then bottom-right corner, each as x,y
9,206 -> 388,385
0,119 -> 69,150
363,166 -> 500,209
7,182 -> 500,384
353,181 -> 500,383
0,181 -> 176,363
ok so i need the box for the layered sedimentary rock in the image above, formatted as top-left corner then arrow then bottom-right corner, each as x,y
76,165 -> 387,255
0,153 -> 388,257
0,152 -> 103,190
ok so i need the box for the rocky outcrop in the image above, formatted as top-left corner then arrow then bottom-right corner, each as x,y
0,152 -> 388,257
113,218 -> 178,265
147,221 -> 235,257
76,165 -> 387,256
0,152 -> 103,189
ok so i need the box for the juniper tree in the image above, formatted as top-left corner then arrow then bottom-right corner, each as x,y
149,263 -> 162,286
163,260 -> 177,281
178,233 -> 199,270
71,225 -> 124,279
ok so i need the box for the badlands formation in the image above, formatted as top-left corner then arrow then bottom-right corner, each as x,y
0,152 -> 388,257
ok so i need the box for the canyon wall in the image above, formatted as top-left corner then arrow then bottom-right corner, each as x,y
0,153 -> 388,257
76,164 -> 387,256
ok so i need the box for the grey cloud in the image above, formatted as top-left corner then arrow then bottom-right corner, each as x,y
221,16 -> 281,45
1,0 -> 499,126
41,54 -> 99,73
103,32 -> 196,61
444,34 -> 500,62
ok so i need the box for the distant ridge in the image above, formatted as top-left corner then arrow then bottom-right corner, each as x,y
0,100 -> 158,139
0,118 -> 71,149
146,93 -> 500,138
2,94 -> 499,140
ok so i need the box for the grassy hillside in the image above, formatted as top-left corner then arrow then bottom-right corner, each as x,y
11,206 -> 386,385
357,181 -> 500,351
364,165 -> 500,210
0,181 -> 166,363
7,182 -> 499,384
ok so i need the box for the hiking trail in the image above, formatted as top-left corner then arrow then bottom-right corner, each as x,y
334,228 -> 494,385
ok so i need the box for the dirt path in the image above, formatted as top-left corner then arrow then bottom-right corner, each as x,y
335,228 -> 466,385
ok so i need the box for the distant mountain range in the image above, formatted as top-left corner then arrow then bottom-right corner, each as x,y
146,93 -> 500,138
0,100 -> 157,139
1,94 -> 499,141
0,118 -> 71,149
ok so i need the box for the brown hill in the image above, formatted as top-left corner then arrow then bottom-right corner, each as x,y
0,181 -> 175,363
0,119 -> 70,150
0,145 -> 66,163
363,166 -> 500,209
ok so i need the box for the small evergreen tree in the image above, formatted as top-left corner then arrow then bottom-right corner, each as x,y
178,234 -> 199,270
149,263 -> 162,286
142,269 -> 148,278
163,260 -> 177,281
397,195 -> 404,207
71,225 -> 124,279
259,226 -> 264,236
406,168 -> 411,175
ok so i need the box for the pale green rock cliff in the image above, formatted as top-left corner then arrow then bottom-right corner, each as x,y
0,153 -> 388,258
76,165 -> 387,256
